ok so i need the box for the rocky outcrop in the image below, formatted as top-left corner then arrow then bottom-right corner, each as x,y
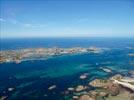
72,96 -> 79,99
89,79 -> 108,88
68,87 -> 74,91
79,95 -> 95,100
68,74 -> 133,100
99,91 -> 108,97
80,73 -> 88,80
75,85 -> 86,92
89,78 -> 120,96
110,74 -> 123,80
113,80 -> 134,91
89,91 -> 98,96
106,83 -> 120,96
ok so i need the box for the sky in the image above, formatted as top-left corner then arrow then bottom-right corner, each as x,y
0,0 -> 134,38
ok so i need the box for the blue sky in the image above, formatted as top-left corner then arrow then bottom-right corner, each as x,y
0,0 -> 134,38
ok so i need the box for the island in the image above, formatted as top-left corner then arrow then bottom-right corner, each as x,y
0,47 -> 102,63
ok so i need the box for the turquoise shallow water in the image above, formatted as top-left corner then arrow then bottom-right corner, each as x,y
0,47 -> 134,100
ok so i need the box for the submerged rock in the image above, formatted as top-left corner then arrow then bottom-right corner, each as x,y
80,75 -> 87,79
100,67 -> 112,73
63,90 -> 69,95
8,87 -> 14,92
68,87 -> 74,91
128,53 -> 134,57
80,73 -> 88,80
44,94 -> 47,97
129,70 -> 134,76
72,96 -> 79,99
48,85 -> 56,90
129,70 -> 134,78
0,96 -> 8,100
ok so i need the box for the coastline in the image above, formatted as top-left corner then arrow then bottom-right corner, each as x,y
0,47 -> 102,64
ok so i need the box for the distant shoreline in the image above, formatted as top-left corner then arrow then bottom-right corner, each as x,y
1,37 -> 134,51
1,36 -> 134,40
0,47 -> 102,64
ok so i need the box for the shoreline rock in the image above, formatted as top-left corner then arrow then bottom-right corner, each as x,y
89,79 -> 108,88
69,74 -> 134,100
110,74 -> 123,80
79,94 -> 95,100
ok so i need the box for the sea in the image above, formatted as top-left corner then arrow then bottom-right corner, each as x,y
0,37 -> 134,100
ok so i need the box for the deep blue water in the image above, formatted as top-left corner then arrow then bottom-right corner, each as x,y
1,37 -> 134,50
0,37 -> 134,100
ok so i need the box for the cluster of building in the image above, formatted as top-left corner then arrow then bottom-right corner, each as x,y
0,47 -> 101,63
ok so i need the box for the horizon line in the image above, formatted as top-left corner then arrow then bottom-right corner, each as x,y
1,36 -> 134,39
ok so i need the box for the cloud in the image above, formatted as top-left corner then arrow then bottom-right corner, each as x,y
0,18 -> 6,22
23,23 -> 46,28
9,19 -> 46,28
